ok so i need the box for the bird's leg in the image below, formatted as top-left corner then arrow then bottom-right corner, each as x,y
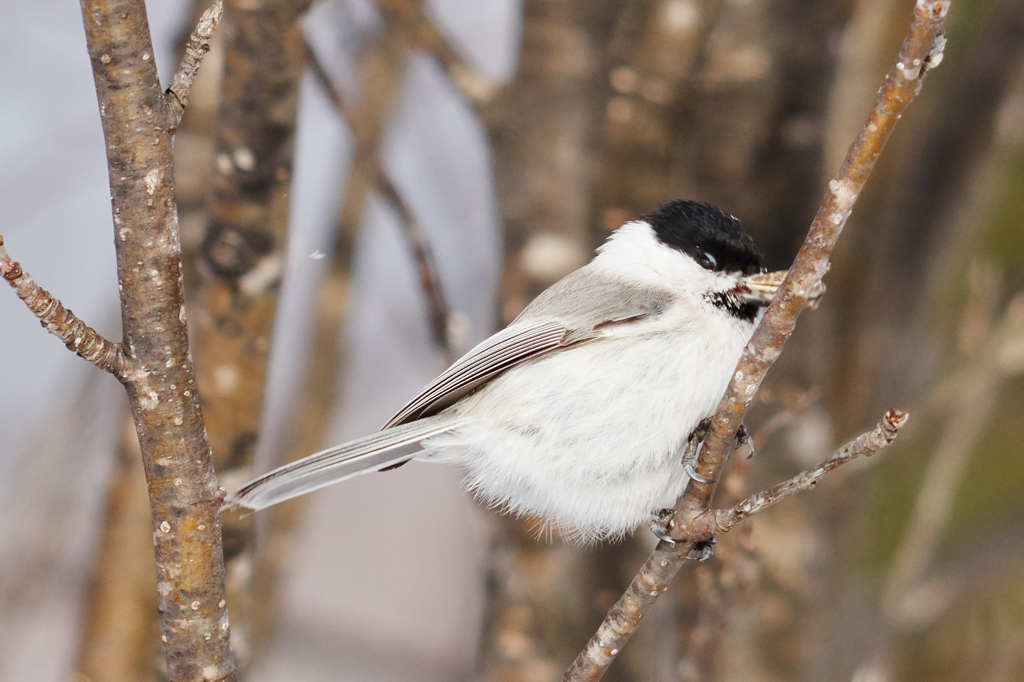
681,416 -> 712,467
648,509 -> 716,560
648,417 -> 717,548
690,538 -> 716,561
649,508 -> 676,543
691,417 -> 712,449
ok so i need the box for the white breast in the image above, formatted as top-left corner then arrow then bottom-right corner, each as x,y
422,299 -> 754,543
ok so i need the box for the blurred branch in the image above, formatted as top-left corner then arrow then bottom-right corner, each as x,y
678,563 -> 726,682
594,0 -> 727,232
196,0 -> 306,669
376,174 -> 453,358
485,0 -> 622,312
564,2 -> 951,679
166,0 -> 224,129
0,370 -> 125,679
829,0 -> 1024,435
376,0 -> 498,105
74,418 -> 158,681
881,291 -> 1013,618
0,235 -> 127,376
893,521 -> 1024,635
872,290 -> 1024,638
77,0 -> 234,678
305,35 -> 455,358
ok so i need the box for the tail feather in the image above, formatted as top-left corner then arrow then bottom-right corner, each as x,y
223,415 -> 464,512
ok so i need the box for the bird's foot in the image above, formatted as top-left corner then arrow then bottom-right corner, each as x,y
736,423 -> 755,459
689,538 -> 716,561
649,509 -> 717,560
650,508 -> 676,543
691,417 -> 712,445
682,417 -> 713,466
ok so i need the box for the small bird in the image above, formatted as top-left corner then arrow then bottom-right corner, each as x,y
225,200 -> 783,543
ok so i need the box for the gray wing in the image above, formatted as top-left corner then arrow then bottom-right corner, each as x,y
383,267 -> 673,428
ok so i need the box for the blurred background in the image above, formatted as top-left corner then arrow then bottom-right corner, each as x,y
2,0 -> 1023,680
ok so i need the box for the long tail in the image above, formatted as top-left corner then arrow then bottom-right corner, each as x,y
223,415 -> 465,512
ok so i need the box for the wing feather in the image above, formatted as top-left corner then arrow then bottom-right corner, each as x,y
383,268 -> 676,428
383,321 -> 573,427
225,415 -> 465,511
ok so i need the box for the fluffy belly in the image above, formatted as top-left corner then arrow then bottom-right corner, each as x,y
423,331 -> 740,542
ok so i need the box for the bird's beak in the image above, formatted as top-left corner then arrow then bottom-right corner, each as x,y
730,270 -> 826,306
735,270 -> 785,305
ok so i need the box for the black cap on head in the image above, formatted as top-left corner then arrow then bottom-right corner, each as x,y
644,200 -> 764,275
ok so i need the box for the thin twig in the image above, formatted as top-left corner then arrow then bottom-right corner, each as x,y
563,2 -> 951,679
376,175 -> 454,359
690,410 -> 908,538
166,0 -> 224,129
303,38 -> 359,128
0,235 -> 127,377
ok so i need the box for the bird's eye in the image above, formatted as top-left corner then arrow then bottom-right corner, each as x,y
698,252 -> 717,270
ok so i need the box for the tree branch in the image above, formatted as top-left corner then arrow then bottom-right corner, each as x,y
674,0 -> 948,527
77,0 -> 234,678
689,409 -> 908,539
0,235 -> 127,377
166,0 -> 224,129
376,173 -> 454,359
563,2 -> 951,679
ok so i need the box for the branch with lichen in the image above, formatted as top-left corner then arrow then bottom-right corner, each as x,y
1,235 -> 127,377
563,1 -> 951,679
166,0 -> 224,129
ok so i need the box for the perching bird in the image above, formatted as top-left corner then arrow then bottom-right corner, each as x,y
224,200 -> 783,543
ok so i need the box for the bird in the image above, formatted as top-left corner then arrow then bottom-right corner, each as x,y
223,200 -> 783,544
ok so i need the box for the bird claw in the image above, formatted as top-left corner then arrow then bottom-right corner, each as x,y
650,508 -> 676,543
736,423 -> 755,459
689,538 -> 716,561
682,418 -> 712,467
691,417 -> 712,444
649,509 -> 717,561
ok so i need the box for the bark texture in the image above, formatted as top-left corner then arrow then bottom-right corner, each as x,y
78,0 -> 234,678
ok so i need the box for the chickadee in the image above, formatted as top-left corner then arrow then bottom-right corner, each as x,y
224,200 -> 784,543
